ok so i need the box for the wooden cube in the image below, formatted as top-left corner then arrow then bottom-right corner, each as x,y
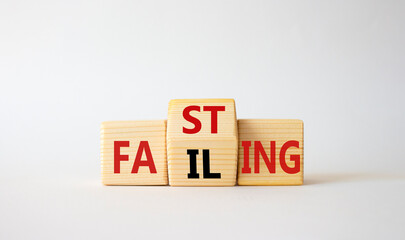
101,120 -> 168,185
237,119 -> 304,185
167,99 -> 238,186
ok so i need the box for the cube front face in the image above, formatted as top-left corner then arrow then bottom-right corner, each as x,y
237,119 -> 304,185
101,120 -> 168,185
167,99 -> 237,138
167,99 -> 238,186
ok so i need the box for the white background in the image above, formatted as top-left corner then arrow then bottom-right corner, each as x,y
1,0 -> 404,239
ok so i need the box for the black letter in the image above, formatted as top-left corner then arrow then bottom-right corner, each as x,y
203,149 -> 221,178
187,149 -> 199,178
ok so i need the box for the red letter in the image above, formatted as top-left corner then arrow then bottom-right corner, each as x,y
183,105 -> 201,134
131,141 -> 157,173
241,141 -> 251,173
114,141 -> 129,173
280,140 -> 300,174
203,106 -> 225,133
254,141 -> 276,174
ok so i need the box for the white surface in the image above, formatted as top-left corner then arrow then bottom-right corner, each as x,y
0,0 -> 404,239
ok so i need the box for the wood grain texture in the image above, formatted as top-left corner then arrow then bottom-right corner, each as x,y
101,120 -> 168,185
167,99 -> 238,186
237,119 -> 304,185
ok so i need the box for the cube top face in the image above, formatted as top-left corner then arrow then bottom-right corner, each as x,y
167,99 -> 237,139
101,120 -> 168,185
167,99 -> 238,186
237,119 -> 303,186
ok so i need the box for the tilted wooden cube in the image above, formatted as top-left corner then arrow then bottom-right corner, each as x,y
101,120 -> 168,185
237,119 -> 304,185
167,99 -> 238,186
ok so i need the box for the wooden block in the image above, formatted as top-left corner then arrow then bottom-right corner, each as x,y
237,119 -> 303,185
167,99 -> 238,186
101,120 -> 168,185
